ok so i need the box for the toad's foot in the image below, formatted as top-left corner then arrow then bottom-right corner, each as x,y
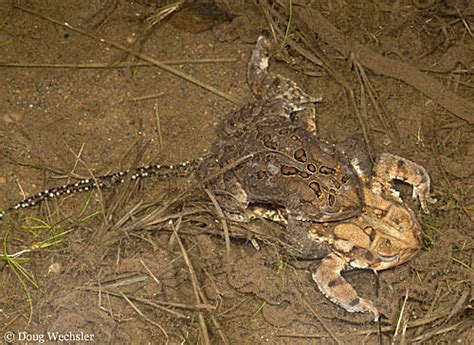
248,33 -> 321,112
312,253 -> 379,321
372,153 -> 436,213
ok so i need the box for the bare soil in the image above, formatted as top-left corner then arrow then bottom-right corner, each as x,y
0,1 -> 472,344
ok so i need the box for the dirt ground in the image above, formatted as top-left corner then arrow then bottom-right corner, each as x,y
0,1 -> 473,344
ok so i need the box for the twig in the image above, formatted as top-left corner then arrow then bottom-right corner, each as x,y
120,291 -> 170,343
445,289 -> 469,323
83,287 -> 200,317
299,291 -> 342,344
197,278 -> 230,345
299,28 -> 374,157
146,1 -> 183,27
260,4 -> 323,67
276,332 -> 333,339
129,92 -> 164,102
392,289 -> 409,345
66,144 -> 107,225
154,105 -> 164,150
67,142 -> 85,183
204,189 -> 231,260
0,59 -> 237,69
410,321 -> 464,343
218,297 -> 251,317
172,219 -> 210,345
93,272 -> 149,288
360,306 -> 470,335
0,312 -> 22,334
354,59 -> 400,140
140,259 -> 161,287
6,157 -> 90,180
15,180 -> 27,201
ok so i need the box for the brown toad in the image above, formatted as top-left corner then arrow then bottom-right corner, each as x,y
206,34 -> 435,320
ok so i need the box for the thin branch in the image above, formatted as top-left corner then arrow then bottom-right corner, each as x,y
172,220 -> 210,345
0,59 -> 237,69
120,291 -> 170,343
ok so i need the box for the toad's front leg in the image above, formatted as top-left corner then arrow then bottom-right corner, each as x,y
312,253 -> 379,320
372,153 -> 436,213
247,34 -> 321,113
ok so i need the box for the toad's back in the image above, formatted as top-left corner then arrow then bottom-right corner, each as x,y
205,34 -> 363,222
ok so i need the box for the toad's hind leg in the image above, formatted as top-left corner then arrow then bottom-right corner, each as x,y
312,253 -> 379,320
247,34 -> 321,113
372,153 -> 436,213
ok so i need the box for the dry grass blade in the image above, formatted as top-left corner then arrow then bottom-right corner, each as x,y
0,312 -> 22,334
154,105 -> 164,150
66,144 -> 107,224
278,307 -> 470,341
197,276 -> 230,345
139,208 -> 208,229
145,1 -> 184,27
276,332 -> 331,340
298,289 -> 342,345
353,59 -> 400,140
445,289 -> 469,323
205,189 -> 231,260
100,141 -> 149,224
84,287 -> 193,318
410,321 -> 464,343
172,219 -> 210,345
119,291 -> 170,343
259,2 -> 323,67
392,289 -> 410,344
140,259 -> 161,287
67,142 -> 85,181
360,306 -> 471,336
4,156 -> 86,180
422,283 -> 443,325
0,59 -> 237,69
300,30 -> 373,156
129,92 -> 164,102
92,272 -> 149,288
348,88 -> 373,158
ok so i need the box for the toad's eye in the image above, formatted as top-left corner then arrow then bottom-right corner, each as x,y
378,254 -> 400,263
378,238 -> 393,251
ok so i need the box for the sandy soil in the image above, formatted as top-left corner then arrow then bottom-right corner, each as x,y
0,1 -> 472,344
